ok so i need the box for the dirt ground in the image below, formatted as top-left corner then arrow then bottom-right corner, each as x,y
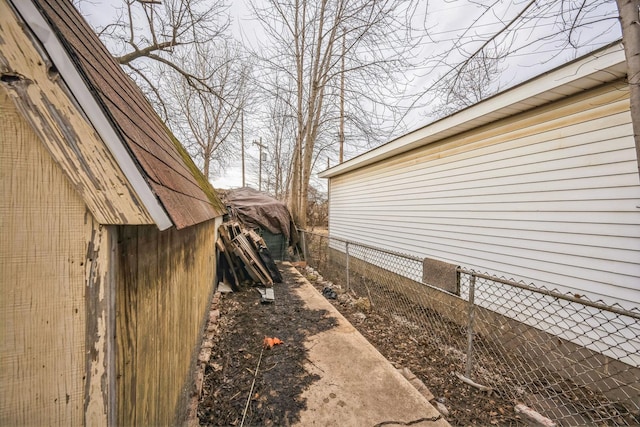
197,266 -> 337,426
198,264 -> 523,426
305,278 -> 525,426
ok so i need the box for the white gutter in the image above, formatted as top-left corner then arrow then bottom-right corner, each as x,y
320,42 -> 626,179
11,0 -> 173,230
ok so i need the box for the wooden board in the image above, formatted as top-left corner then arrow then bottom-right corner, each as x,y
0,3 -> 154,226
0,88 -> 88,425
218,222 -> 275,286
116,219 -> 219,426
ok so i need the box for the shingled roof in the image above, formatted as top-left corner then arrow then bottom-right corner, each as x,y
25,0 -> 225,229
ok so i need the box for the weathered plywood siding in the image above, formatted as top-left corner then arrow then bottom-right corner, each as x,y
329,81 -> 640,308
0,1 -> 154,226
28,0 -> 225,230
1,87 -> 88,425
116,217 -> 221,426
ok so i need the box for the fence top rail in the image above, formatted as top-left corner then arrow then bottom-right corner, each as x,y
298,229 -> 329,239
299,229 -> 423,262
460,268 -> 640,321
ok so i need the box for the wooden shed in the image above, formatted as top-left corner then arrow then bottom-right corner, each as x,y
1,0 -> 225,425
320,42 -> 640,310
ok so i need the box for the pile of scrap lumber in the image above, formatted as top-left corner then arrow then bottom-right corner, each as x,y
217,221 -> 282,290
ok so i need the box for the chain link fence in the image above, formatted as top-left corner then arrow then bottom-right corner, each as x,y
300,230 -> 640,426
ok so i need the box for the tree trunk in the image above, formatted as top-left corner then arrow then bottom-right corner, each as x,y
289,0 -> 306,227
339,30 -> 345,163
616,0 -> 640,174
289,137 -> 303,225
203,149 -> 211,181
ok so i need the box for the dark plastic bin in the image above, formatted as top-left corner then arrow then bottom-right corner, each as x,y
257,228 -> 288,261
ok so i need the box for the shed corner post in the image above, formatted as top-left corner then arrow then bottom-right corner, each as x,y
84,219 -> 117,427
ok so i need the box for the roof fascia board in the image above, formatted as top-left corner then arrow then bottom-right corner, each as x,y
320,42 -> 626,179
11,0 -> 173,230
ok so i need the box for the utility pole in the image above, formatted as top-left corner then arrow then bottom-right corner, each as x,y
253,137 -> 266,191
241,110 -> 245,187
339,29 -> 345,163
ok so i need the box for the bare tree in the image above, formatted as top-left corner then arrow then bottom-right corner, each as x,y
165,40 -> 252,180
306,185 -> 328,229
430,44 -> 506,119
413,0 -> 638,162
615,0 -> 640,173
260,78 -> 296,200
78,0 -> 231,117
250,0 -> 422,226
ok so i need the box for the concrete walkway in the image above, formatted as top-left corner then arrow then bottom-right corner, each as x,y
284,263 -> 450,427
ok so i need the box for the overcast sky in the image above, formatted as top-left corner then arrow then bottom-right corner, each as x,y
77,0 -> 621,190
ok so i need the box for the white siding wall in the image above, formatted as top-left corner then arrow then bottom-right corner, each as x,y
329,81 -> 640,310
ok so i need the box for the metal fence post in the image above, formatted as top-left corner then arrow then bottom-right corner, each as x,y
301,230 -> 310,262
465,274 -> 476,378
321,235 -> 327,270
346,241 -> 350,291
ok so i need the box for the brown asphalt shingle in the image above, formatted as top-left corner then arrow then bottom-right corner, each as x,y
32,0 -> 225,229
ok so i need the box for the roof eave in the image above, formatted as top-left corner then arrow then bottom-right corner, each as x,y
319,42 -> 627,179
11,0 -> 173,230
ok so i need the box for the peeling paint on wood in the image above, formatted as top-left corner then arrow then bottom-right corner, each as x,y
84,218 -> 111,426
0,2 -> 154,226
25,0 -> 224,228
1,85 -> 88,425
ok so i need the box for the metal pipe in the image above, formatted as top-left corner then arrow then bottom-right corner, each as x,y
346,241 -> 350,291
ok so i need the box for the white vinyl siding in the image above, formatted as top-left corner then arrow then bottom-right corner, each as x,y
328,81 -> 640,310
